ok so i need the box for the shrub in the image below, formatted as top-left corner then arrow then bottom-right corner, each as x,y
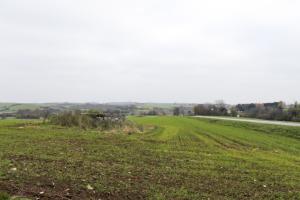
49,110 -> 125,130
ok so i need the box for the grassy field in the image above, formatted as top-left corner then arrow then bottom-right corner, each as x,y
0,117 -> 299,199
0,104 -> 43,114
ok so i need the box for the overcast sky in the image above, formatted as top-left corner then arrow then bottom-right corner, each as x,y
1,0 -> 299,104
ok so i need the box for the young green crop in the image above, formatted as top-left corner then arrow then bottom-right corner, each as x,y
0,116 -> 299,199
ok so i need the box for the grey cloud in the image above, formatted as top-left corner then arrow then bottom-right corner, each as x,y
1,0 -> 299,103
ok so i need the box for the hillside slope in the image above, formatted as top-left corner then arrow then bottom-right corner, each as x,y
0,117 -> 299,199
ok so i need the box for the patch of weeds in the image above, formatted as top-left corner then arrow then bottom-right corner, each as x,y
0,192 -> 9,200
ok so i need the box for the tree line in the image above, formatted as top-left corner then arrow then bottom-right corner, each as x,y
192,101 -> 300,122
